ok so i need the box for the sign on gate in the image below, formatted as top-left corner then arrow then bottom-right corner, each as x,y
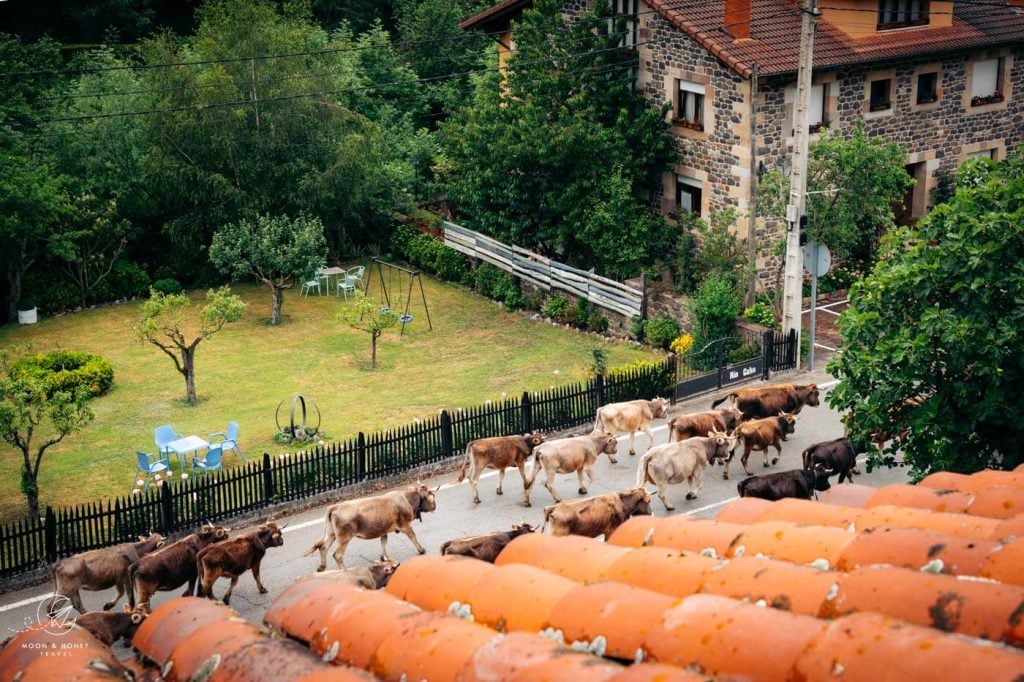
720,357 -> 763,386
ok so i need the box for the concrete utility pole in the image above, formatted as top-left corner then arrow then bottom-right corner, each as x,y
781,0 -> 819,363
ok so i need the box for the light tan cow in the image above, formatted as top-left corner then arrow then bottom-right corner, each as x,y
304,483 -> 437,570
318,559 -> 399,589
637,430 -> 738,510
525,431 -> 619,506
542,488 -> 652,540
454,433 -> 545,504
593,398 -> 668,456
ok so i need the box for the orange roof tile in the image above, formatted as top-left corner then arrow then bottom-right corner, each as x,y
728,521 -> 854,566
714,496 -> 773,523
836,526 -> 997,576
606,662 -> 714,682
495,532 -> 632,581
610,516 -> 743,557
724,496 -> 864,528
699,556 -> 839,614
867,484 -> 973,514
605,547 -> 718,598
857,505 -> 1001,539
0,623 -> 132,681
384,554 -> 497,611
969,488 -> 1024,521
817,482 -> 876,508
981,541 -> 1024,585
369,611 -> 497,681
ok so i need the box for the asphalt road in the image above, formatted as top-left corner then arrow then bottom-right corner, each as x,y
0,370 -> 911,649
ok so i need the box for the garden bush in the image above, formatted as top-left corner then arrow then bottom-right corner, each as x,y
11,350 -> 114,399
742,300 -> 777,329
644,316 -> 681,350
727,343 -> 761,363
106,260 -> 151,299
541,293 -> 569,321
608,359 -> 674,395
152,278 -> 183,295
690,274 -> 741,348
669,333 -> 694,356
431,244 -> 471,283
523,290 -> 545,312
586,310 -> 609,333
629,317 -> 646,342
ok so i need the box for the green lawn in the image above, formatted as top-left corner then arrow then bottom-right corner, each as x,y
0,272 -> 658,522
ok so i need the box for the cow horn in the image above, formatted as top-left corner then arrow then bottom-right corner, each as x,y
433,483 -> 442,492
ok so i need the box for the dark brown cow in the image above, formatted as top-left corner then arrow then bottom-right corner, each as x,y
454,433 -> 545,504
737,468 -> 832,501
440,523 -> 536,563
47,533 -> 165,616
129,524 -> 229,610
712,383 -> 820,421
196,522 -> 284,604
318,560 -> 400,589
668,407 -> 743,442
542,488 -> 652,540
73,606 -> 147,646
722,412 -> 797,480
304,483 -> 438,570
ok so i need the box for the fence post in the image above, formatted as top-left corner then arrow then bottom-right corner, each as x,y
763,331 -> 773,379
716,342 -> 726,389
357,432 -> 367,480
640,272 -> 648,321
595,374 -> 605,408
440,410 -> 454,456
521,393 -> 532,433
666,354 -> 678,405
262,453 -> 273,504
44,507 -> 57,563
788,328 -> 797,368
159,484 -> 173,536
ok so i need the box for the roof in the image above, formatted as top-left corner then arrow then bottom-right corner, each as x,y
460,0 -> 532,32
7,465 -> 1024,679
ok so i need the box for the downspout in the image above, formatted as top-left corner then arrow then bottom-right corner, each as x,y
746,61 -> 760,307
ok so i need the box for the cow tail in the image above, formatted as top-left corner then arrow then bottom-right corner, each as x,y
635,451 -> 653,488
440,540 -> 451,556
127,563 -> 139,608
711,393 -> 735,409
801,447 -> 812,470
593,412 -> 603,433
524,448 -> 541,489
302,539 -> 325,557
455,444 -> 472,484
540,506 -> 555,533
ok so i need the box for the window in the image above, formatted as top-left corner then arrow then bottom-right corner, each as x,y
916,72 -> 938,104
675,81 -> 705,130
869,78 -> 892,112
808,83 -> 829,132
676,176 -> 703,216
967,148 -> 996,160
877,0 -> 929,29
610,0 -> 640,49
971,58 -> 1005,106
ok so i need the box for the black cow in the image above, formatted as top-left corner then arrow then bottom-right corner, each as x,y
802,437 -> 860,483
736,468 -> 832,501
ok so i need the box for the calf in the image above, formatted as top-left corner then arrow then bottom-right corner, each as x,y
196,522 -> 284,605
637,430 -> 737,510
722,412 -> 797,480
47,532 -> 165,616
803,437 -> 860,484
454,433 -> 545,504
304,483 -> 437,570
594,398 -> 668,456
542,488 -> 652,540
440,523 -> 535,563
318,560 -> 399,589
525,431 -> 619,506
737,468 -> 832,501
712,383 -> 819,421
668,407 -> 743,442
129,524 -> 229,610
74,606 -> 147,646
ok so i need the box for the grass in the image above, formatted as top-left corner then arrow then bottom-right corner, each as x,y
0,271 -> 658,522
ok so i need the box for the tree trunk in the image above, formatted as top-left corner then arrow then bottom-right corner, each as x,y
270,286 -> 283,325
370,332 -> 378,369
6,260 -> 24,324
182,347 -> 197,405
21,456 -> 39,520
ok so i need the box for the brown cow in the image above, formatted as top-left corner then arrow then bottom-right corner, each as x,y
73,605 -> 147,646
454,433 -> 545,504
440,523 -> 535,563
722,412 -> 797,480
594,398 -> 668,456
525,431 -> 619,506
668,407 -> 743,442
542,488 -> 652,540
196,522 -> 284,604
637,430 -> 738,510
318,559 -> 400,589
129,523 -> 229,610
47,533 -> 165,616
712,383 -> 820,420
304,483 -> 438,570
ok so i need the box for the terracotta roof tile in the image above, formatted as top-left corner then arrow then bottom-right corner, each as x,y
866,484 -> 974,514
606,662 -> 715,681
132,597 -> 235,665
0,623 -> 132,681
922,470 -> 1024,493
817,481 -> 1024,522
968,488 -> 1024,520
816,482 -> 877,508
857,504 -> 1002,539
981,540 -> 1024,585
836,526 -> 998,575
384,554 -> 497,611
369,611 -> 497,681
728,520 -> 854,565
494,532 -> 632,580
609,515 -> 743,557
699,556 -> 839,614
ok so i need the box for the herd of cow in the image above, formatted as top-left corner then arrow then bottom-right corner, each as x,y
39,381 -> 865,648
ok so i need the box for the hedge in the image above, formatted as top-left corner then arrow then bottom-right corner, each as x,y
11,351 -> 114,399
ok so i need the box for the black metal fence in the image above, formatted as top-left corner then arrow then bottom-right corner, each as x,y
0,362 -> 673,582
671,329 -> 798,401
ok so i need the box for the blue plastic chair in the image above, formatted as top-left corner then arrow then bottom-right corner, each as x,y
209,421 -> 245,461
135,451 -> 170,492
192,444 -> 224,474
154,425 -> 182,458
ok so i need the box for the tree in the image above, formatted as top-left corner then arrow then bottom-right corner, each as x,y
827,151 -> 1024,479
343,291 -> 399,369
437,0 -> 677,279
0,349 -> 94,520
135,287 -> 246,405
210,213 -> 327,325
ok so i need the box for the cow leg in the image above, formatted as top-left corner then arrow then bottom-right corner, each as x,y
577,468 -> 588,495
771,439 -> 782,466
496,467 -> 506,495
222,575 -> 239,605
544,470 -> 561,503
742,445 -> 754,476
469,460 -> 481,504
644,426 -> 655,454
399,524 -> 426,555
516,462 -> 529,496
252,560 -> 268,594
658,481 -> 674,511
379,535 -> 390,561
332,536 -> 353,569
102,583 -> 124,611
688,463 -> 706,500
185,576 -> 197,597
628,431 -> 636,456
722,452 -> 733,480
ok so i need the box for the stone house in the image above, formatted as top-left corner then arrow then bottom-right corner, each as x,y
461,0 -> 1024,284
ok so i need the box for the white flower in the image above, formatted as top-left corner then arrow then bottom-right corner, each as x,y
181,473 -> 188,479
136,480 -> 145,487
553,370 -> 560,375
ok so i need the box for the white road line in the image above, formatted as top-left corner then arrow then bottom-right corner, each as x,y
684,497 -> 737,515
0,593 -> 52,613
814,343 -> 838,352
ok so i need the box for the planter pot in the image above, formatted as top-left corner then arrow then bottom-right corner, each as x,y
17,307 -> 37,324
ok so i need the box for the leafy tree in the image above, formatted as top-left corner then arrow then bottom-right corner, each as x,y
343,291 -> 399,369
210,213 -> 327,325
689,274 -> 742,351
828,151 -> 1024,478
672,208 -> 749,295
0,348 -> 94,520
134,287 -> 246,405
437,0 -> 676,279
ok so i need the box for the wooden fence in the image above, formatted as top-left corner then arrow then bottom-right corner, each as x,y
443,221 -> 644,319
0,361 -> 671,582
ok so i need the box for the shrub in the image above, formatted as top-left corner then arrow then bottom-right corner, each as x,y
586,310 -> 609,333
11,350 -> 114,399
690,274 -> 742,347
608,359 -> 674,395
388,224 -> 418,260
106,260 -> 151,300
587,348 -> 609,377
152,278 -> 183,295
556,298 -> 588,327
669,333 -> 694,356
432,245 -> 470,283
629,317 -> 646,341
644,316 -> 681,350
523,290 -> 546,312
541,293 -> 569,321
407,232 -> 444,272
727,343 -> 761,363
474,264 -> 504,298
742,300 -> 777,329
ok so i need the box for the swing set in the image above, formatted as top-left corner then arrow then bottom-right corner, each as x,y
364,257 -> 433,335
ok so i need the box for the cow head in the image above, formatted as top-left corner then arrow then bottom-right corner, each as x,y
708,428 -> 738,461
720,407 -> 743,430
811,465 -> 833,492
801,384 -> 820,407
370,559 -> 400,588
626,488 -> 653,517
257,522 -> 285,549
414,483 -> 438,515
511,523 -> 536,536
650,397 -> 668,419
524,433 -> 546,448
198,524 -> 230,543
122,604 -> 148,636
778,411 -> 797,434
592,431 -> 619,463
137,532 -> 166,551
